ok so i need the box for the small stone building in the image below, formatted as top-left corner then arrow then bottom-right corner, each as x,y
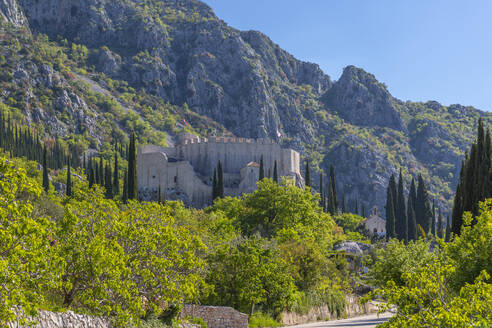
364,208 -> 386,237
137,133 -> 303,207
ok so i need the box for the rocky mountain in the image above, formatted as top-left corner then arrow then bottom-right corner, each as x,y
1,0 -> 490,215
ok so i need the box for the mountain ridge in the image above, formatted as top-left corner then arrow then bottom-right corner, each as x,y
1,0 -> 489,215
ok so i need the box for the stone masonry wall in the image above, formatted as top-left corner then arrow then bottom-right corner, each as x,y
7,310 -> 111,328
181,305 -> 248,328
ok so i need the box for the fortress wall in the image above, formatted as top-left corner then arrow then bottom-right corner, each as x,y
177,140 -> 298,178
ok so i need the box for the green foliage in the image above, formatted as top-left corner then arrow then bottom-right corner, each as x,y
0,158 -> 63,324
367,201 -> 492,327
248,312 -> 280,328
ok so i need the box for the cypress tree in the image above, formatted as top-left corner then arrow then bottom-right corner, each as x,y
218,160 -> 224,198
127,132 -> 137,200
341,193 -> 346,213
362,203 -> 366,218
105,161 -> 113,199
452,161 -> 465,235
319,173 -> 324,209
99,156 -> 104,186
212,167 -> 218,200
42,146 -> 50,192
88,158 -> 95,189
445,215 -> 451,242
113,151 -> 119,196
66,156 -> 72,197
273,160 -> 279,184
431,199 -> 436,237
122,170 -> 128,203
395,170 -> 407,241
259,155 -> 265,181
94,159 -> 100,186
416,174 -> 433,235
385,178 -> 396,241
407,178 -> 417,241
437,208 -> 444,239
328,165 -> 338,210
354,198 -> 359,216
305,159 -> 311,188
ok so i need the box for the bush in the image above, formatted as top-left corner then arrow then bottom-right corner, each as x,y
249,312 -> 280,328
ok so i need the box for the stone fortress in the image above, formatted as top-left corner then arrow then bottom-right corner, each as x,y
137,133 -> 303,207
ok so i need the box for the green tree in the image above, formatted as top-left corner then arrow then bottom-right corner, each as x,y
259,155 -> 265,181
217,160 -> 224,198
212,167 -> 218,200
395,170 -> 407,241
204,236 -> 296,316
66,156 -> 72,197
407,178 -> 417,241
273,160 -> 279,184
0,159 -> 63,324
385,175 -> 397,240
42,146 -> 49,192
113,149 -> 119,196
105,161 -> 113,199
416,174 -> 432,235
304,159 -> 311,188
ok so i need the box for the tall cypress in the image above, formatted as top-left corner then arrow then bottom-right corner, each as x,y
341,193 -> 346,213
122,169 -> 128,203
407,178 -> 418,241
218,160 -> 224,198
212,167 -> 218,200
445,215 -> 451,242
259,155 -> 265,181
395,170 -> 407,241
127,132 -> 137,200
362,203 -> 366,218
354,198 -> 359,216
105,162 -> 113,199
273,160 -> 279,184
437,208 -> 444,239
416,174 -> 432,235
305,159 -> 311,188
385,176 -> 396,241
431,199 -> 436,237
66,156 -> 72,197
42,146 -> 50,192
113,150 -> 119,196
99,156 -> 104,186
94,159 -> 100,186
452,161 -> 465,235
319,173 -> 324,209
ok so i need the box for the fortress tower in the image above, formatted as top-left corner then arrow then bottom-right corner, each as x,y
137,133 -> 303,207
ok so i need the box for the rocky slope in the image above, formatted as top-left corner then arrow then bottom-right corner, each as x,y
1,0 -> 490,214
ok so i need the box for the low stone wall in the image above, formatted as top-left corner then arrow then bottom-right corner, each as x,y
181,305 -> 248,328
280,295 -> 379,326
7,310 -> 111,328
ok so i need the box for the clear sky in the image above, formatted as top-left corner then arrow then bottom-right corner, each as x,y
202,0 -> 492,111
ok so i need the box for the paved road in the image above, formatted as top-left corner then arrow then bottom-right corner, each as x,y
285,312 -> 393,328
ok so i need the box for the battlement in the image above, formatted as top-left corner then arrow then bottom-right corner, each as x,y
182,136 -> 275,145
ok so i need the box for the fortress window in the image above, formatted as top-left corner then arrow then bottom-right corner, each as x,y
152,175 -> 156,179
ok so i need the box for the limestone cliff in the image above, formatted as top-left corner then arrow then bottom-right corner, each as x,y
1,0 -> 491,214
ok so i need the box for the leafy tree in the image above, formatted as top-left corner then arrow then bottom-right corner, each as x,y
0,159 -> 63,324
204,236 -> 296,316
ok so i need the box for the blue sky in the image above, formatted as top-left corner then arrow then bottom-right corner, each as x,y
202,0 -> 492,111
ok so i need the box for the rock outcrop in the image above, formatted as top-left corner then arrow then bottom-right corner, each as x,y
0,0 -> 26,26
